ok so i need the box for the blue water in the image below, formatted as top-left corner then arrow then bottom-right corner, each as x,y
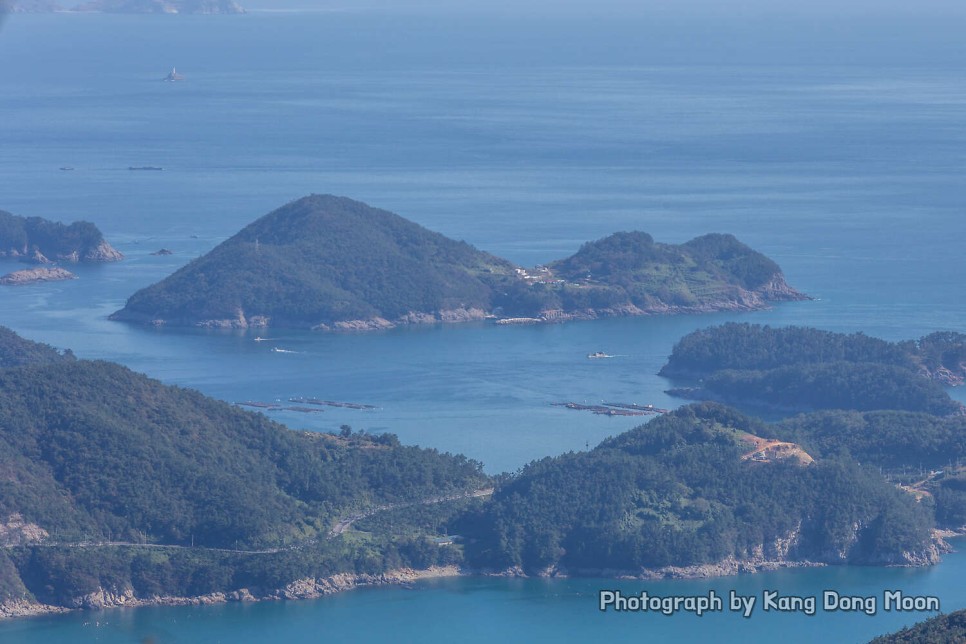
1,9 -> 966,642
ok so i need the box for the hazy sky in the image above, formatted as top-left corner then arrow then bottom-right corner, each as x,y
240,0 -> 966,17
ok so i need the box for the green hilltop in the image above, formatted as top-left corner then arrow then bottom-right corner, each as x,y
661,323 -> 966,416
111,195 -> 805,330
0,323 -> 958,615
456,403 -> 936,576
0,327 -> 487,610
0,209 -> 122,263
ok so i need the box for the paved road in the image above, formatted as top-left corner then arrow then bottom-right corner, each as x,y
3,488 -> 495,555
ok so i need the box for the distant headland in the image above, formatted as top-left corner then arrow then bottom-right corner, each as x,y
110,194 -> 807,330
0,209 -> 122,264
2,0 -> 245,14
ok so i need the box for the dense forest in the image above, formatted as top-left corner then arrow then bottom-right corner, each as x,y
0,209 -> 120,262
0,326 -> 74,367
772,410 -> 966,529
1,321 -> 961,613
0,328 -> 488,607
112,195 -> 519,328
661,323 -> 966,380
455,404 -> 933,575
111,195 -> 803,329
775,410 -> 966,470
868,608 -> 966,643
661,324 -> 966,415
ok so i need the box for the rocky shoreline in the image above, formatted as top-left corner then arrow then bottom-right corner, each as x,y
0,267 -> 77,285
0,565 -> 462,622
4,533 -> 957,623
112,279 -> 808,332
490,533 -> 952,581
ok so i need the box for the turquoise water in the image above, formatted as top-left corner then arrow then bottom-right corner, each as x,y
1,9 -> 966,642
4,544 -> 966,644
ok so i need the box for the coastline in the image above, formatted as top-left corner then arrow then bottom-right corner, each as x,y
4,534 -> 958,624
111,282 -> 810,332
0,565 -> 464,622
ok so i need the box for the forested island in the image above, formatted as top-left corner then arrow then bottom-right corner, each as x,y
2,0 -> 245,13
110,195 -> 805,330
0,209 -> 122,264
661,324 -> 966,415
1,322 -> 959,621
456,403 -> 938,576
0,327 -> 487,619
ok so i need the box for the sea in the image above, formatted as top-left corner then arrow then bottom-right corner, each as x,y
1,6 -> 965,642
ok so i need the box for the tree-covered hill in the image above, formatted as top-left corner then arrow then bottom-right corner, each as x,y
772,410 -> 966,530
0,326 -> 74,368
111,195 -> 518,329
0,330 -> 488,610
868,608 -> 966,643
0,360 -> 486,549
0,209 -> 122,263
505,231 -> 805,316
456,403 -> 934,576
661,324 -> 966,416
775,410 -> 966,471
111,195 -> 804,330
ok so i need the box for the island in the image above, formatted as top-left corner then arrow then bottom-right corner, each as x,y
456,403 -> 939,578
3,0 -> 245,12
110,195 -> 806,330
0,209 -> 122,264
0,267 -> 77,285
0,327 -> 487,620
661,323 -> 966,416
0,324 -> 960,621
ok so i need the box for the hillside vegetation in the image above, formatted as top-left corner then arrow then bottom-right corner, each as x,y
0,209 -> 121,263
0,326 -> 74,368
0,330 -> 487,608
456,403 -> 933,575
869,609 -> 966,644
112,195 -> 804,330
662,324 -> 966,416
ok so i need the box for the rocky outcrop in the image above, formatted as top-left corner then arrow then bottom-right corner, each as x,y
26,249 -> 52,265
0,599 -> 67,620
920,364 -> 966,387
493,557 -> 826,581
0,267 -> 77,285
500,285 -> 807,328
0,514 -> 48,546
271,566 -> 462,600
0,566 -> 462,622
195,309 -> 270,329
312,308 -> 487,332
753,273 -> 807,302
493,525 -> 946,581
81,240 -> 123,262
